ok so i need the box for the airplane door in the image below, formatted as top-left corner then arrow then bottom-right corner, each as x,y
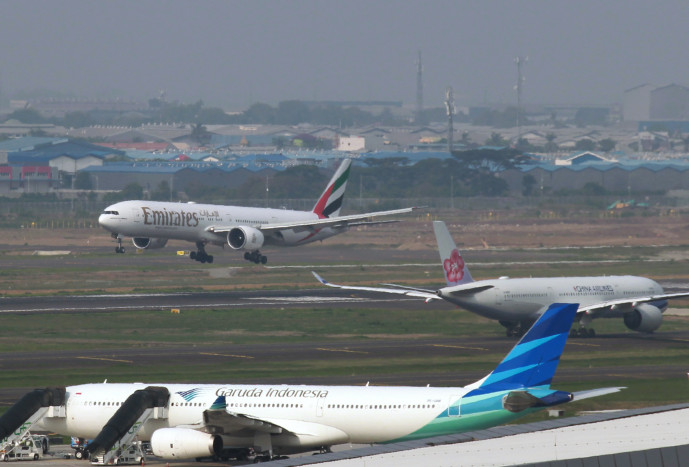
447,395 -> 461,417
131,208 -> 140,223
316,398 -> 325,417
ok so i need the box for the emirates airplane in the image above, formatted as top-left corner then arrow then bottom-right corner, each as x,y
314,221 -> 689,337
98,159 -> 416,264
21,303 -> 619,463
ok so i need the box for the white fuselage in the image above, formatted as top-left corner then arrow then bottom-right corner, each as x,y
98,200 -> 344,248
439,275 -> 665,322
36,383 -> 470,448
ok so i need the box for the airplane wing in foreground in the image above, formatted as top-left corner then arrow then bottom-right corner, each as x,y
578,292 -> 689,314
207,207 -> 419,235
312,271 -> 439,301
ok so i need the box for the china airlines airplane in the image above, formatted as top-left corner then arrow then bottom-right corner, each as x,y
13,304 -> 619,463
98,159 -> 416,264
314,221 -> 689,337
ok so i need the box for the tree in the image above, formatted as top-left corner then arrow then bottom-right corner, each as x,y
74,172 -> 93,190
452,148 -> 529,196
485,132 -> 508,147
544,133 -> 558,153
150,181 -> 172,201
522,174 -> 537,196
598,138 -> 617,153
190,123 -> 211,146
575,139 -> 595,151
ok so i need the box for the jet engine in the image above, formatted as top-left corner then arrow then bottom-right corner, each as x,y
150,428 -> 222,459
623,303 -> 663,333
227,226 -> 264,250
132,237 -> 168,250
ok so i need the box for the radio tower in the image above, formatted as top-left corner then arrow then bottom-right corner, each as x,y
445,87 -> 455,152
515,56 -> 527,144
415,50 -> 423,124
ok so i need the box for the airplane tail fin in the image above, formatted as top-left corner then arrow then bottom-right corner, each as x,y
433,221 -> 473,286
477,302 -> 577,391
312,159 -> 352,218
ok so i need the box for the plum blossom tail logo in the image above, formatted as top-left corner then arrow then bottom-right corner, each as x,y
443,249 -> 465,285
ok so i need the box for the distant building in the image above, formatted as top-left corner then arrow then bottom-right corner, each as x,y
624,83 -> 689,122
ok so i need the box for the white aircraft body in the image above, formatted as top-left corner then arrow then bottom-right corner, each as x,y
98,159 -> 416,264
314,221 -> 689,337
28,304 -> 619,462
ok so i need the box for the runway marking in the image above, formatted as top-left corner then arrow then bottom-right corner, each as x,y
199,352 -> 254,359
566,342 -> 601,347
431,344 -> 488,351
316,348 -> 369,354
76,356 -> 133,363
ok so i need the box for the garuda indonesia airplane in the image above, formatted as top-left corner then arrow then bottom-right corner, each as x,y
16,303 -> 619,463
98,159 -> 416,264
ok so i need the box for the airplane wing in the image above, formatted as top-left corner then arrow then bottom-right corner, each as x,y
578,292 -> 689,315
207,207 -> 419,235
312,272 -> 439,301
203,409 -> 347,445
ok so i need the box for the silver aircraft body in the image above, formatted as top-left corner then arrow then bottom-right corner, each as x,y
98,159 -> 416,264
314,221 -> 689,336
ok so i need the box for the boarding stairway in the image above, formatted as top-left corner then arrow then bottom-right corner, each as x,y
0,387 -> 66,451
87,386 -> 169,465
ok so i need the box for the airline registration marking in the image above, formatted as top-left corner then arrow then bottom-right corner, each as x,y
76,356 -> 133,363
316,348 -> 368,354
199,352 -> 254,359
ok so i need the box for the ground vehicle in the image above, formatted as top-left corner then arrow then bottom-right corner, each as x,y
71,438 -> 91,460
90,443 -> 144,466
0,437 -> 43,461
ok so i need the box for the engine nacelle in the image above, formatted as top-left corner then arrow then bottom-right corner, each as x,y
132,237 -> 168,250
150,428 -> 222,459
227,226 -> 264,250
623,303 -> 663,333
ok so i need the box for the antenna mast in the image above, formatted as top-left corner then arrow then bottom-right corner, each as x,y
515,56 -> 527,144
445,87 -> 455,152
415,50 -> 423,124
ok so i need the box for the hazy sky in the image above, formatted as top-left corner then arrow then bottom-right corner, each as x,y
3,1 -> 689,111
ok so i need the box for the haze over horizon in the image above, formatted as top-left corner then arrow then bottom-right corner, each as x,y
3,1 -> 689,112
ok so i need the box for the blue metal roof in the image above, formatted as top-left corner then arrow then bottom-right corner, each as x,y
0,137 -> 67,152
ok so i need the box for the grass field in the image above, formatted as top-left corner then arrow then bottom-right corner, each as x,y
1,214 -> 689,422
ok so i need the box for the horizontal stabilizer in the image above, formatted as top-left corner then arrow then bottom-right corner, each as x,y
443,284 -> 495,296
502,389 -> 573,413
572,387 -> 626,401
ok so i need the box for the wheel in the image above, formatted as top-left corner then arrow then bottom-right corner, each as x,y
33,454 -> 39,461
190,251 -> 197,260
207,255 -> 214,264
244,252 -> 251,260
260,255 -> 267,264
588,328 -> 596,337
75,450 -> 83,460
569,328 -> 579,338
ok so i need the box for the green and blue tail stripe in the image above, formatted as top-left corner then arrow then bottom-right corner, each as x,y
396,303 -> 578,441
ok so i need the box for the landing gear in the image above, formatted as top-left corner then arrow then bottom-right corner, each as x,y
190,242 -> 213,263
112,233 -> 125,254
244,250 -> 267,264
500,321 -> 527,338
569,327 -> 596,338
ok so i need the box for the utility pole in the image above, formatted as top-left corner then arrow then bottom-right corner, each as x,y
515,56 -> 527,145
445,87 -> 455,153
415,50 -> 423,124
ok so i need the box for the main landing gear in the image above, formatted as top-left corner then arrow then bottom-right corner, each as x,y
190,242 -> 213,263
570,327 -> 596,338
500,320 -> 527,338
113,233 -> 125,254
244,250 -> 267,264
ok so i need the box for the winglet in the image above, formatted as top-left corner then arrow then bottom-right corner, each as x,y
433,221 -> 473,286
312,159 -> 352,218
478,302 -> 578,390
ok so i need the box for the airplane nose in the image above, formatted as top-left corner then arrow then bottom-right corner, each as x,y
98,214 -> 113,230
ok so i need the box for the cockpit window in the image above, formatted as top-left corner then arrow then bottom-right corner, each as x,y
102,211 -> 119,215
